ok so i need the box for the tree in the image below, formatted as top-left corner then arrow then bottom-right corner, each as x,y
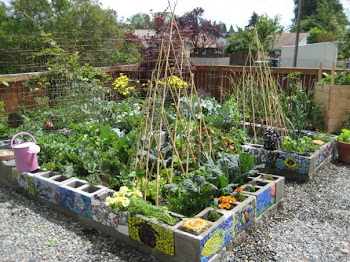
219,22 -> 227,37
293,0 -> 348,38
0,0 -> 141,73
307,27 -> 337,43
126,13 -> 152,29
246,12 -> 258,29
226,14 -> 283,55
176,7 -> 222,54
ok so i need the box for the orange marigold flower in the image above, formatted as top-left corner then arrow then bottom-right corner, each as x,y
236,187 -> 243,193
218,203 -> 226,209
229,197 -> 237,203
220,196 -> 228,203
225,203 -> 231,209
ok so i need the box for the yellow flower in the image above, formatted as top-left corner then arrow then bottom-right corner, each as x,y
120,197 -> 130,207
183,218 -> 207,230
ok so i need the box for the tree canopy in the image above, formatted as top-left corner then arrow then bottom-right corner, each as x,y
225,13 -> 283,56
176,7 -> 222,54
292,0 -> 348,40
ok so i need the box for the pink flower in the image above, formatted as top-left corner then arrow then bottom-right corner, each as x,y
45,121 -> 53,128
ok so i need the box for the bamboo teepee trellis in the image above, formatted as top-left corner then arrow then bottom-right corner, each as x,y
130,2 -> 214,206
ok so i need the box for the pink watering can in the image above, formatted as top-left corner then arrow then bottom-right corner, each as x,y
11,132 -> 40,172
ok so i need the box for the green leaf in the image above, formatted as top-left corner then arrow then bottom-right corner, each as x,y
220,175 -> 228,188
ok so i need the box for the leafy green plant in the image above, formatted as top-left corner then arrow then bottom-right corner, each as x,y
312,132 -> 333,143
338,129 -> 350,143
206,210 -> 222,222
279,78 -> 324,137
320,71 -> 350,85
281,135 -> 317,155
164,152 -> 261,217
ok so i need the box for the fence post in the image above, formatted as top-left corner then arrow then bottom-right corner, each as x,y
317,62 -> 323,83
331,62 -> 335,85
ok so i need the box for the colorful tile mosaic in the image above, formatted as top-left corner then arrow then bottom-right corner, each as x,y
200,215 -> 233,262
233,197 -> 256,238
242,145 -> 277,167
33,176 -> 61,205
128,216 -> 175,256
275,153 -> 311,174
18,172 -> 35,195
91,193 -> 129,236
59,187 -> 92,218
314,140 -> 335,167
255,184 -> 276,216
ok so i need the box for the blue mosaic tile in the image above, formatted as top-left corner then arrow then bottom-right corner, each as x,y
59,187 -> 92,218
233,198 -> 256,237
200,214 -> 233,262
256,185 -> 276,216
275,153 -> 311,173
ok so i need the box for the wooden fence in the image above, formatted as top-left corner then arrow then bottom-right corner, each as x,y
193,65 -> 338,102
0,64 -> 340,114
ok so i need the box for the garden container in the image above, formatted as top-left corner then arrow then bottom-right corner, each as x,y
59,178 -> 106,218
255,174 -> 285,204
11,132 -> 40,172
33,171 -> 74,205
337,141 -> 350,164
129,212 -> 184,257
91,189 -> 130,236
314,84 -> 350,133
242,180 -> 276,217
175,208 -> 233,262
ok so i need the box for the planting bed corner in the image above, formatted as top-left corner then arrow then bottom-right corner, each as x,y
242,137 -> 337,181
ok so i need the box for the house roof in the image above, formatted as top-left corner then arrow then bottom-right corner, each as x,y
133,29 -> 156,38
273,33 -> 309,50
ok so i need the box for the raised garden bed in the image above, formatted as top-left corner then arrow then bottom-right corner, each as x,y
314,84 -> 350,133
242,137 -> 337,181
0,158 -> 285,262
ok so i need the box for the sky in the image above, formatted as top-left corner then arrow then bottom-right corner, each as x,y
100,0 -> 350,31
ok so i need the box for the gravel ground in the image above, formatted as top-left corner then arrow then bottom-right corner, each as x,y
0,162 -> 349,262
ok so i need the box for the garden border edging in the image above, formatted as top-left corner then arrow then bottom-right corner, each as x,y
0,158 -> 285,262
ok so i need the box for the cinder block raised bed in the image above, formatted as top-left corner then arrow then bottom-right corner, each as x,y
241,180 -> 276,217
59,178 -> 106,218
33,171 -> 74,205
242,137 -> 336,181
0,157 -> 285,262
91,189 -> 130,236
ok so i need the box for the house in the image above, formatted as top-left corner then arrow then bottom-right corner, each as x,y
271,33 -> 309,58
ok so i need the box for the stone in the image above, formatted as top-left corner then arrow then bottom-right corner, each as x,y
0,149 -> 14,161
341,249 -> 349,254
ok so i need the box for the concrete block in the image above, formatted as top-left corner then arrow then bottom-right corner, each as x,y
242,137 -> 337,182
228,193 -> 257,238
255,174 -> 285,204
91,189 -> 130,236
242,180 -> 276,217
175,209 -> 233,262
129,213 -> 183,257
0,159 -> 16,183
18,171 -> 36,195
33,171 -> 74,205
10,167 -> 20,186
59,179 -> 106,219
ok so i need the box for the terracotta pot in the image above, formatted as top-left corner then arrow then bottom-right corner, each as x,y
337,141 -> 350,164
